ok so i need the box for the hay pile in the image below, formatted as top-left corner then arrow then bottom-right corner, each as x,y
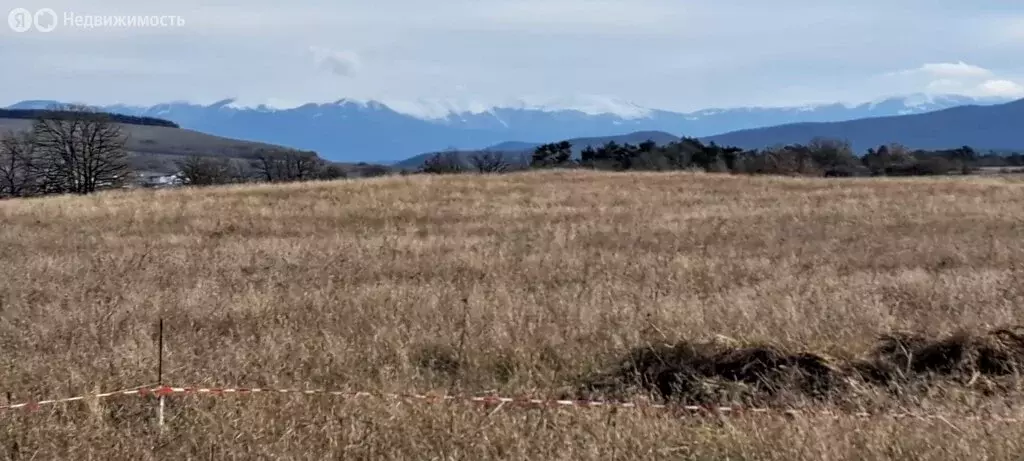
583,326 -> 1024,405
854,326 -> 1024,383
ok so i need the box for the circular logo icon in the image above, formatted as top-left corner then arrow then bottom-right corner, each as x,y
7,8 -> 33,33
34,8 -> 57,33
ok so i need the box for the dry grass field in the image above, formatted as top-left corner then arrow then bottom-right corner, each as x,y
2,170 -> 1024,460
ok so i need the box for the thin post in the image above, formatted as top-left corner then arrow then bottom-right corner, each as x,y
157,318 -> 165,429
157,318 -> 164,385
158,396 -> 165,428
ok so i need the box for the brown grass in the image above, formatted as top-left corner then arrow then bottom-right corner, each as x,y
2,170 -> 1024,460
585,326 -> 1024,408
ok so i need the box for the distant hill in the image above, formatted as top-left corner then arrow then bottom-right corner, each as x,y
705,98 -> 1024,152
8,93 -> 1008,162
395,130 -> 680,169
0,117 -> 297,172
0,108 -> 179,128
0,115 -> 395,177
482,130 -> 681,154
483,141 -> 539,152
2,113 -> 350,176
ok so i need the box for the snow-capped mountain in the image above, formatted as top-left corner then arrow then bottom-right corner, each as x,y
705,97 -> 1024,153
5,94 -> 1011,162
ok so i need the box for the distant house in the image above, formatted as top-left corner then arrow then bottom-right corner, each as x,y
135,171 -> 184,188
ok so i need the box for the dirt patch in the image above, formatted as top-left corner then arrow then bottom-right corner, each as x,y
582,326 -> 1024,405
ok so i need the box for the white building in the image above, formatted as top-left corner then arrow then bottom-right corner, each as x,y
135,171 -> 184,188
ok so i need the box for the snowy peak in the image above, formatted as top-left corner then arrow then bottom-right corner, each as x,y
4,93 -> 1014,163
329,98 -> 387,110
377,96 -> 654,121
500,95 -> 653,119
7,93 -> 1003,121
706,96 -> 1024,153
384,99 -> 496,120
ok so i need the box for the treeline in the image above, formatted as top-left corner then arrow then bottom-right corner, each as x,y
415,137 -> 1022,177
0,108 -> 179,128
524,137 -> 1020,176
174,150 -> 349,186
417,150 -> 521,174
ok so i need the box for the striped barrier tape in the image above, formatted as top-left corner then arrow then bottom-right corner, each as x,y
2,385 -> 1023,422
1,386 -> 156,411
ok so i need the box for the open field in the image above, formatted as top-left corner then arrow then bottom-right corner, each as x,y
2,171 -> 1024,459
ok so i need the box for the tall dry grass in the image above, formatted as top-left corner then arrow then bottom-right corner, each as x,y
2,170 -> 1024,460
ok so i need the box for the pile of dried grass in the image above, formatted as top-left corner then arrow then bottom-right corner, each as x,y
582,340 -> 844,405
852,326 -> 1024,384
585,326 -> 1024,405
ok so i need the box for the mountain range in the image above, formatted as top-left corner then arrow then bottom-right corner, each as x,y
6,94 -> 1012,163
705,98 -> 1024,152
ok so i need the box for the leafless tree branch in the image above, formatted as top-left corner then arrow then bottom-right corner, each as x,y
30,104 -> 129,194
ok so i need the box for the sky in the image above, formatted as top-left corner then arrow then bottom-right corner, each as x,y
3,0 -> 1024,114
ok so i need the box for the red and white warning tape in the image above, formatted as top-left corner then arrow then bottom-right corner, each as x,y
2,385 -> 1023,422
1,386 -> 157,411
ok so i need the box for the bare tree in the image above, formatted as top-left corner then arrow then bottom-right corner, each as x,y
31,105 -> 130,194
253,149 -> 324,182
289,152 -> 323,180
0,131 -> 40,198
419,151 -> 466,174
176,154 -> 240,186
254,152 -> 278,182
317,163 -> 348,180
468,151 -> 509,173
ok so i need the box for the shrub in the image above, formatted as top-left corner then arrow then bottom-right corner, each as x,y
419,152 -> 467,174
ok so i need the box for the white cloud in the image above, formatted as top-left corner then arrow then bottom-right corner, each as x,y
924,78 -> 965,93
884,61 -> 1024,100
975,79 -> 1024,97
309,46 -> 361,77
916,61 -> 993,79
3,1 -> 1024,110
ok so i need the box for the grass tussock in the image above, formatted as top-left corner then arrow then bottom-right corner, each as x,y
587,326 -> 1024,406
858,326 -> 1024,384
2,170 -> 1024,459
